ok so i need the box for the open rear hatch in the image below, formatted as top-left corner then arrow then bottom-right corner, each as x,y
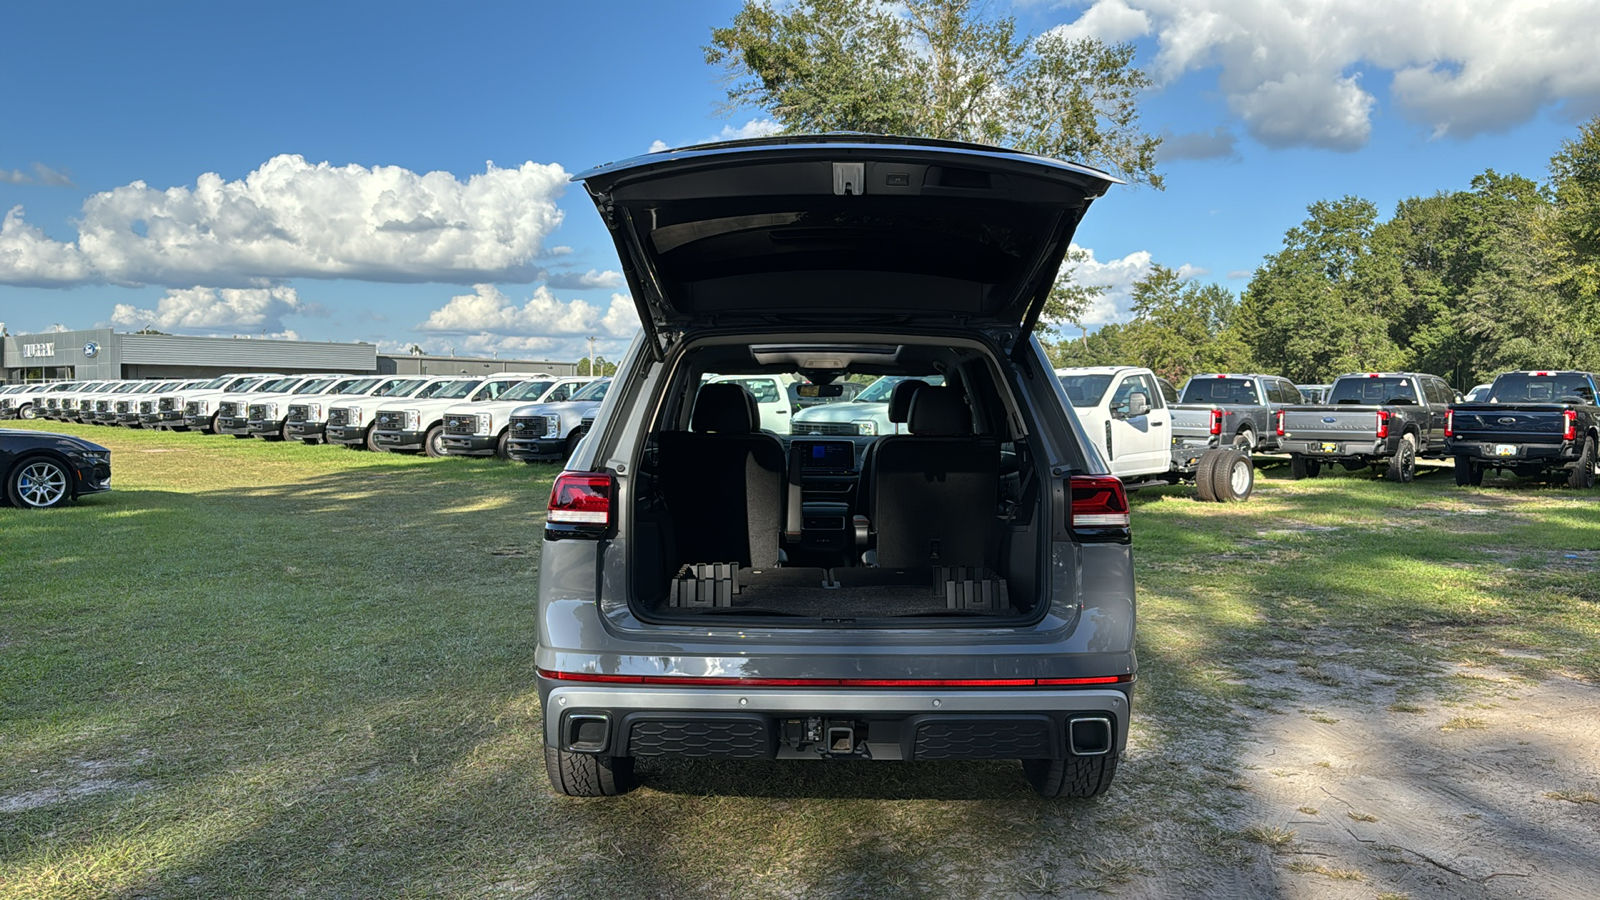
575,134 -> 1119,355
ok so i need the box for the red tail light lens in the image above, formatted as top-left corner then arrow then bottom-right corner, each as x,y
1564,409 -> 1577,441
1070,475 -> 1130,537
1375,410 -> 1390,439
548,472 -> 613,529
1444,409 -> 1454,439
1210,408 -> 1224,435
1275,410 -> 1286,437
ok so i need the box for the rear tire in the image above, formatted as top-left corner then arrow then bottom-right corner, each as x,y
543,745 -> 637,797
1194,450 -> 1220,502
1454,455 -> 1478,487
1022,753 -> 1119,799
364,425 -> 382,452
1568,437 -> 1597,489
1212,449 -> 1254,502
564,429 -> 584,461
495,429 -> 512,460
1384,434 -> 1417,483
1289,453 -> 1312,480
1233,429 -> 1255,453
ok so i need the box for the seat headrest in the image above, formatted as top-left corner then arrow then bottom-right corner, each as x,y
886,379 -> 928,424
907,387 -> 971,435
691,382 -> 757,433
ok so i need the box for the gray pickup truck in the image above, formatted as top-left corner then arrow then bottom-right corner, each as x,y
1446,370 -> 1600,488
1169,373 -> 1305,454
1276,372 -> 1458,482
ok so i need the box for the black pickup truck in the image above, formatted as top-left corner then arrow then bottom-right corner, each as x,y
1275,372 -> 1458,483
1446,370 -> 1600,488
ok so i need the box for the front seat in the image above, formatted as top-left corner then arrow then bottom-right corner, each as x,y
855,379 -> 928,516
655,382 -> 786,568
865,387 -> 999,569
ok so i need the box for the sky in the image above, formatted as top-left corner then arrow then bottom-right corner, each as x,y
4,0 -> 1599,362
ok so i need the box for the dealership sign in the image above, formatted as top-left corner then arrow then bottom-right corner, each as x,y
22,342 -> 56,358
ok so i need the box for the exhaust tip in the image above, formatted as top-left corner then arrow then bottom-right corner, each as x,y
1068,716 -> 1112,756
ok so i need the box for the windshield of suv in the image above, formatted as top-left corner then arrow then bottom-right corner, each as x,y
294,378 -> 338,394
1488,373 -> 1596,404
857,375 -> 944,403
571,380 -> 610,402
428,380 -> 482,400
1329,377 -> 1418,405
1057,374 -> 1113,407
499,380 -> 556,401
1180,377 -> 1259,405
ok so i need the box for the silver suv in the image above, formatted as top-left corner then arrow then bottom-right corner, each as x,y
536,136 -> 1135,799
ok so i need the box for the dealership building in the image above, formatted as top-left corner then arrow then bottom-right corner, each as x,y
0,327 -> 577,383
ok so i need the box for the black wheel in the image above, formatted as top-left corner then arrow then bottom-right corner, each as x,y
494,429 -> 512,460
18,404 -> 37,420
543,745 -> 637,797
563,429 -> 584,461
1384,434 -> 1417,483
1568,436 -> 1596,489
1022,753 -> 1119,798
203,414 -> 219,435
1212,449 -> 1254,502
1232,429 -> 1255,453
1454,455 -> 1477,487
6,456 -> 72,509
364,425 -> 382,452
1194,449 -> 1220,502
423,425 -> 447,458
1289,453 -> 1312,480
279,422 -> 292,442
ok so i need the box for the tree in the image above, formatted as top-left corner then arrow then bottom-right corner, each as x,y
1118,266 -> 1251,384
706,0 -> 1163,187
1040,247 -> 1108,328
1236,197 -> 1405,382
406,343 -> 424,356
577,356 -> 617,377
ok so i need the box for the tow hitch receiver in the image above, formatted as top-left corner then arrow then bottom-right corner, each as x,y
781,717 -> 869,757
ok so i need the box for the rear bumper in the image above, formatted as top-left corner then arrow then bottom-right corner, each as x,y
1448,440 -> 1576,464
1281,437 -> 1390,459
538,678 -> 1130,761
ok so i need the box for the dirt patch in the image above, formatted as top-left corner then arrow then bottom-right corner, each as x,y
1231,666 -> 1600,898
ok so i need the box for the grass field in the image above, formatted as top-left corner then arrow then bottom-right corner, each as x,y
2,422 -> 1597,898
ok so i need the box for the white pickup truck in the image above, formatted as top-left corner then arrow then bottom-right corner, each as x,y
439,375 -> 598,459
1055,365 -> 1255,502
371,374 -> 543,457
324,376 -> 469,451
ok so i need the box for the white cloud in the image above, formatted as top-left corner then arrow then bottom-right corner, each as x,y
1061,0 -> 1600,149
0,206 -> 93,285
546,268 -> 625,290
649,118 -> 785,154
2,169 -> 30,185
1063,243 -> 1155,327
417,284 -> 639,340
0,155 -> 570,287
0,163 -> 74,186
109,286 -> 304,333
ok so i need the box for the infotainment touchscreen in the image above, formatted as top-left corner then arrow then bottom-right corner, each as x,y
796,440 -> 855,472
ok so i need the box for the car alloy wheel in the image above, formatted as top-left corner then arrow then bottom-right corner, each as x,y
12,459 -> 70,508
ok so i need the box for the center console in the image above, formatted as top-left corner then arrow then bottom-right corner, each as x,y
789,439 -> 859,557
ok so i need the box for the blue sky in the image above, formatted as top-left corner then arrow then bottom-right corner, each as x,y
4,0 -> 1598,361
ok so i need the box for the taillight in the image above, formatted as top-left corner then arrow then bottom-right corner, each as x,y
1069,475 -> 1130,541
1564,409 -> 1577,441
547,471 -> 613,537
1275,410 -> 1286,437
1375,410 -> 1390,439
1444,409 -> 1454,438
1210,408 -> 1223,435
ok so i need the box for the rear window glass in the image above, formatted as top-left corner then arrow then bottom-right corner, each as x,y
1180,378 -> 1259,404
1329,377 -> 1418,405
1489,374 -> 1596,404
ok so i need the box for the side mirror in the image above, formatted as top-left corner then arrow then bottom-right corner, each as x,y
1126,393 -> 1150,418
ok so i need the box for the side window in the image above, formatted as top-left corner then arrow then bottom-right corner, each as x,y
1421,378 -> 1447,405
1157,378 -> 1178,406
1111,375 -> 1156,411
546,383 -> 574,403
1263,380 -> 1284,404
745,379 -> 780,404
1278,381 -> 1303,404
478,380 -> 516,401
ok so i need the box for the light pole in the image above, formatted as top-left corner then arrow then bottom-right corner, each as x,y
587,335 -> 597,375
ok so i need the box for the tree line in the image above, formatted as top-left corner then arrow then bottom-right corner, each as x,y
1047,116 -> 1600,389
